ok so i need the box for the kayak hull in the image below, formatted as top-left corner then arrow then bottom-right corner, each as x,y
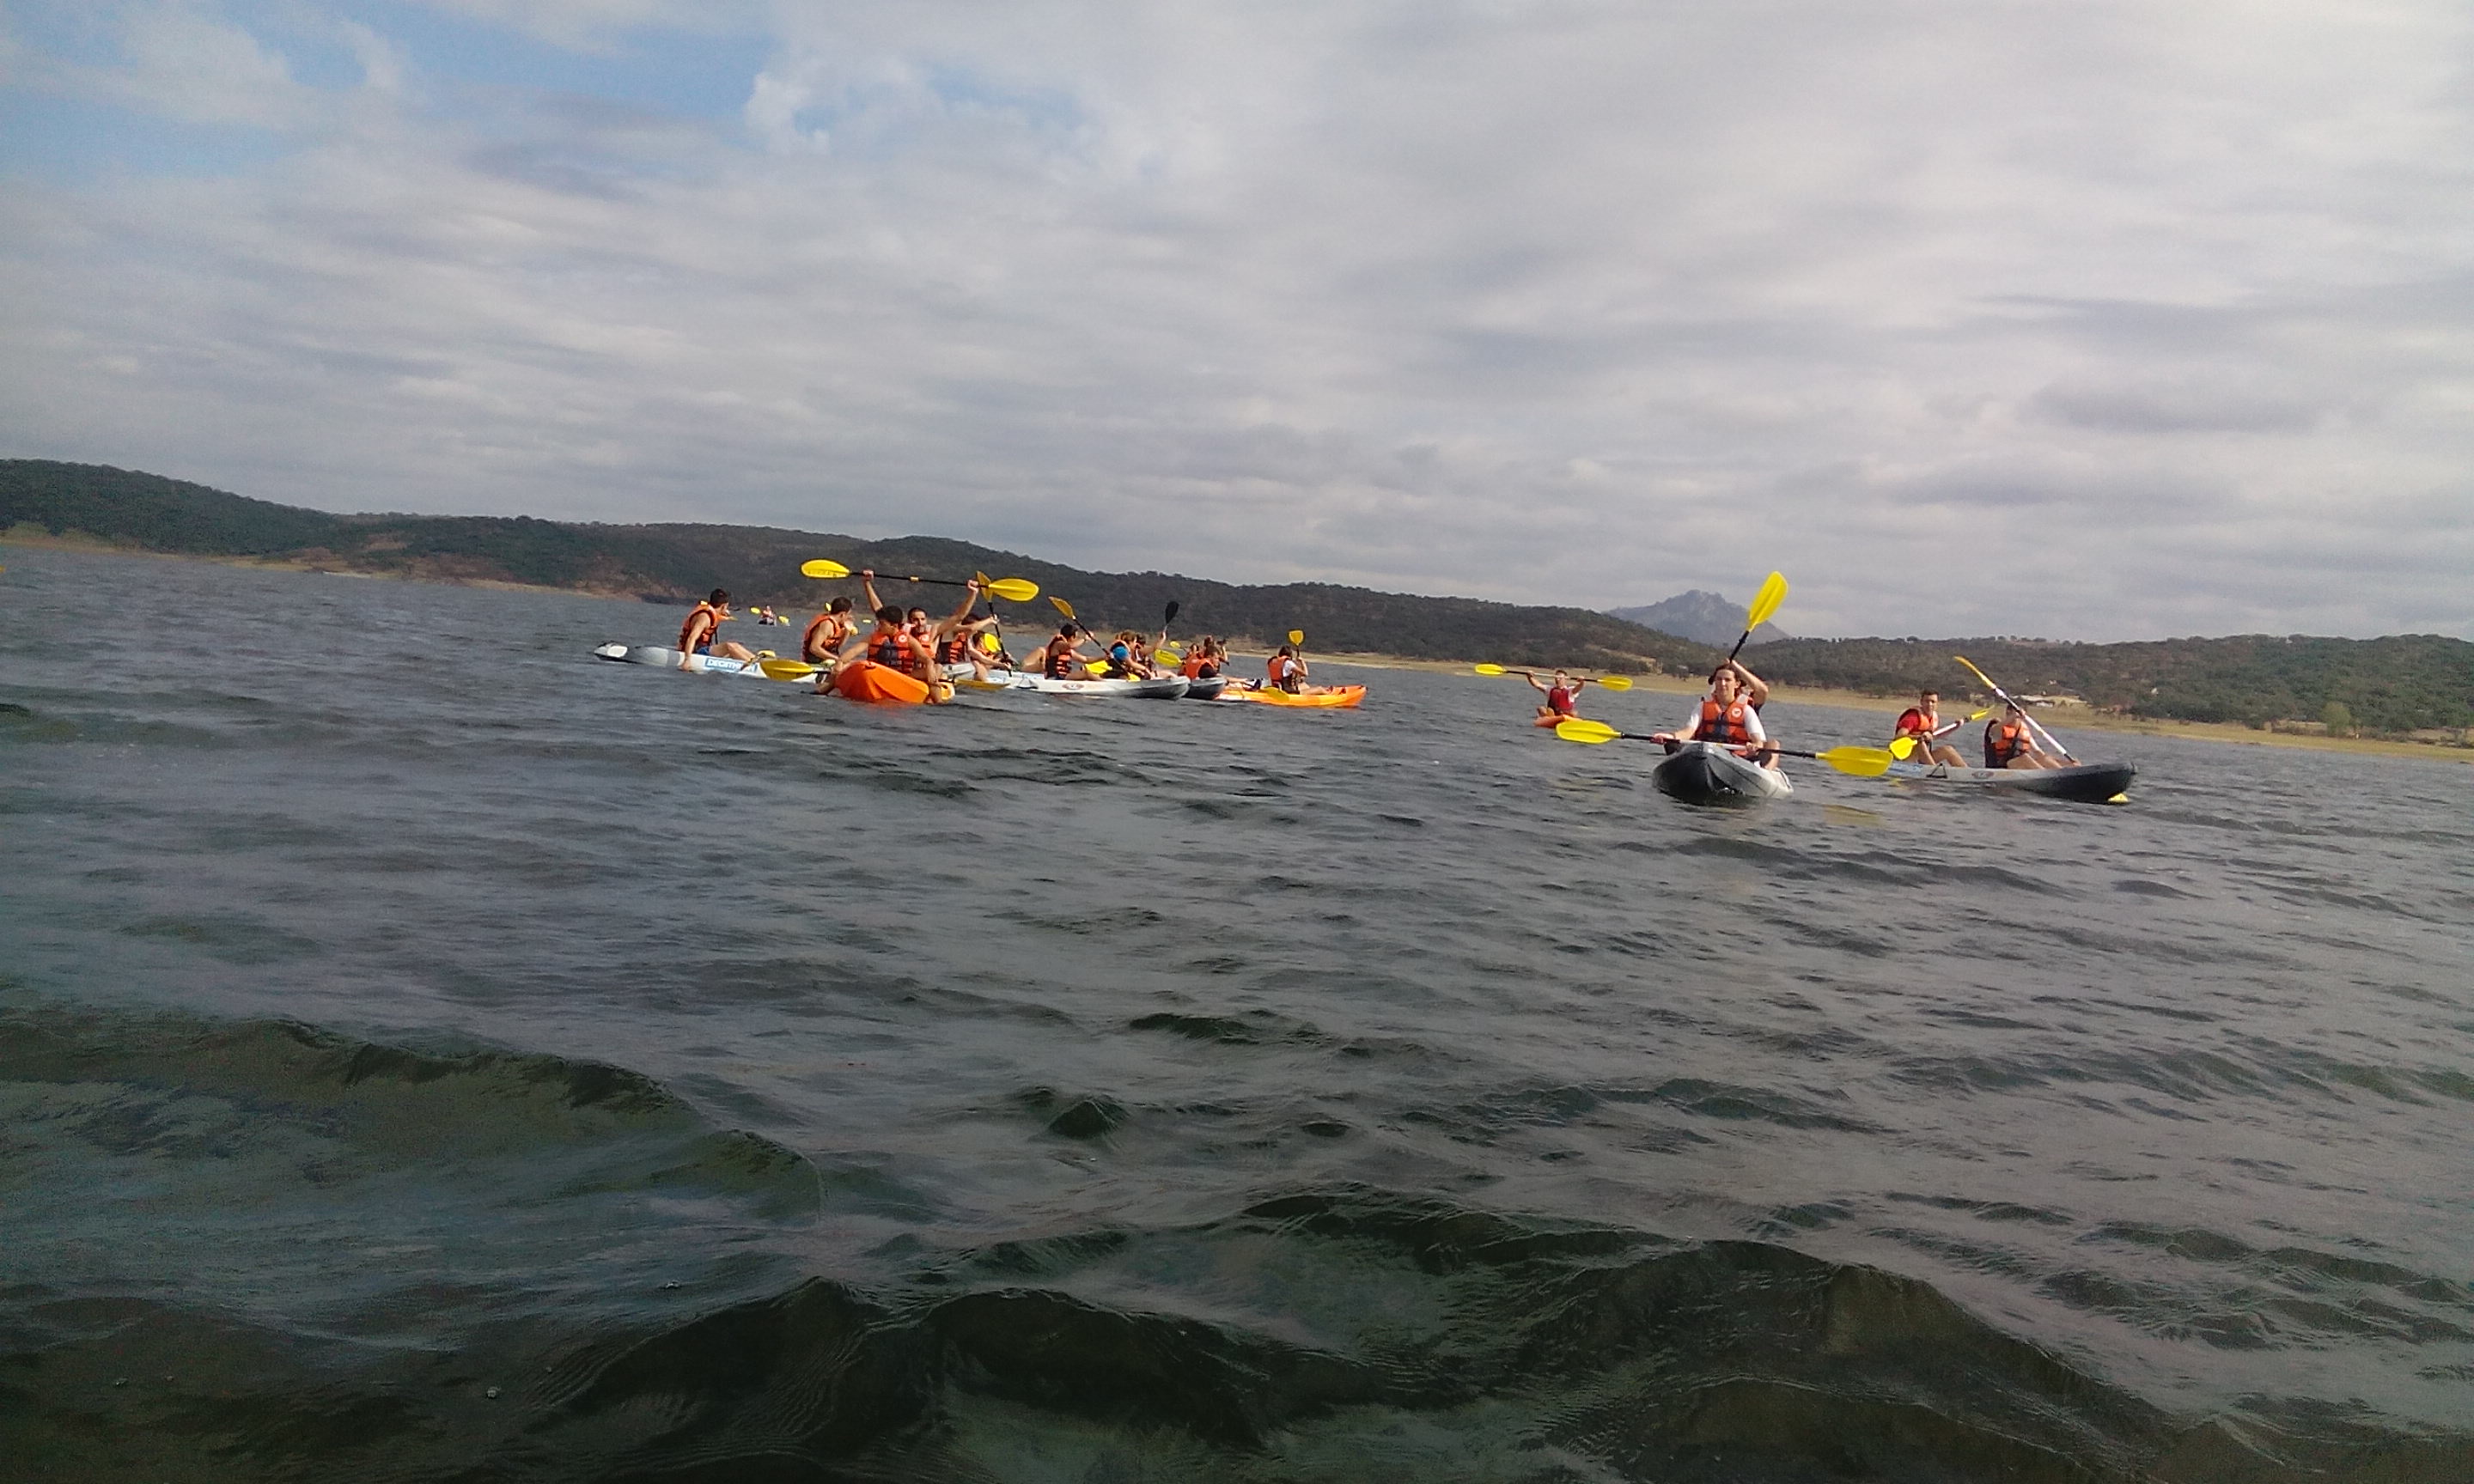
1653,741 -> 1794,805
952,669 -> 1185,697
833,659 -> 933,705
595,643 -> 782,678
1223,685 -> 1367,709
1887,760 -> 2135,803
1183,677 -> 1228,700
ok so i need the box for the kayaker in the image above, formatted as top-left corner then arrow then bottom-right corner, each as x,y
1984,704 -> 2063,769
1104,630 -> 1158,678
1264,645 -> 1307,695
677,590 -> 757,671
1892,689 -> 1965,766
1180,637 -> 1225,681
1524,668 -> 1587,723
929,582 -> 1002,678
801,598 -> 856,666
1039,622 -> 1099,680
1654,665 -> 1778,769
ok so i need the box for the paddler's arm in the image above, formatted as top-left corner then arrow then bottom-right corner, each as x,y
946,580 -> 980,626
859,569 -> 883,615
1731,660 -> 1770,709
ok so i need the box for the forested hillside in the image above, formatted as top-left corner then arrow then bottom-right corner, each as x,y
1747,636 -> 2474,734
0,460 -> 1707,674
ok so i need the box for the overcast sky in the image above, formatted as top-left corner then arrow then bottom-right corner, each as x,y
3,0 -> 2469,640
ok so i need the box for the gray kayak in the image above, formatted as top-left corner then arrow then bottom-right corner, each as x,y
1652,741 -> 1795,805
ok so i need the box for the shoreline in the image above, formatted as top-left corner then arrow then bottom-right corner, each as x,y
14,537 -> 2467,767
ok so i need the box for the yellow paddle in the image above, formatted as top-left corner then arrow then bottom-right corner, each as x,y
1472,663 -> 1632,691
1725,572 -> 1788,663
1551,718 -> 1896,777
802,558 -> 1037,602
757,659 -> 824,680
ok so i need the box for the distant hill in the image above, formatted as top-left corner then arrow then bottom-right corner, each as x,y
1606,590 -> 1791,648
0,459 -> 1712,675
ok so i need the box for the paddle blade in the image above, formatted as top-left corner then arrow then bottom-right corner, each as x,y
1050,596 -> 1077,621
1164,600 -> 1179,627
1085,660 -> 1112,677
1155,643 -> 1183,660
758,659 -> 820,680
1817,745 -> 1896,777
1287,629 -> 1305,646
1598,675 -> 1633,691
1746,571 -> 1788,629
1553,719 -> 1623,745
1888,737 -> 1916,759
1473,663 -> 1508,676
800,559 -> 850,580
984,578 -> 1039,602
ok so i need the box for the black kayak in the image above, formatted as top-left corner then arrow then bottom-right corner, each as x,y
1652,741 -> 1795,806
1183,677 -> 1228,700
1885,760 -> 2135,804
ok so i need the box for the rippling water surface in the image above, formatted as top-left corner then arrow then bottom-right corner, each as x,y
5,544 -> 2471,1483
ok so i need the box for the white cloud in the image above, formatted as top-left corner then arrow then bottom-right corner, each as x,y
3,0 -> 2472,640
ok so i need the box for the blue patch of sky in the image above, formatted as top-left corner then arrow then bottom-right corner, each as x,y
1,0 -> 777,184
0,94 -> 290,183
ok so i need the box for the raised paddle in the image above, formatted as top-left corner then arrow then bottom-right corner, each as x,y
1726,572 -> 1788,663
1551,718 -> 1897,777
802,559 -> 1038,602
1954,655 -> 2079,763
1473,663 -> 1633,691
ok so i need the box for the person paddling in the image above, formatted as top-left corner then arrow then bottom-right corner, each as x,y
1039,622 -> 1100,680
1892,688 -> 1966,767
1523,668 -> 1590,724
1180,637 -> 1226,681
677,589 -> 757,671
1653,665 -> 1778,769
1264,644 -> 1309,695
928,582 -> 1002,679
1984,703 -> 2064,769
800,598 -> 856,682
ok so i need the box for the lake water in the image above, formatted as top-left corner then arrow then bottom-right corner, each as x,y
4,543 -> 2471,1483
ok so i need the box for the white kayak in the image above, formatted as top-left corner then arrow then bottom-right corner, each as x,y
594,643 -> 797,678
954,669 -> 1189,698
1652,741 -> 1795,805
1886,759 -> 2135,804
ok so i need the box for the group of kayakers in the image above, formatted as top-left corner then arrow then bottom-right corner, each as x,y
1519,660 -> 2068,772
683,575 -> 1341,699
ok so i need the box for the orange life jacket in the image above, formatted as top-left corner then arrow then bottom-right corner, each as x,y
867,625 -> 920,672
1045,639 -> 1076,679
679,602 -> 723,652
1985,721 -> 2032,766
802,612 -> 850,662
1895,707 -> 1934,738
1697,699 -> 1752,745
1548,685 -> 1580,716
935,632 -> 971,666
1180,651 -> 1204,678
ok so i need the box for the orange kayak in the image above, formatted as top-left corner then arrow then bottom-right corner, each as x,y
832,659 -> 933,705
1225,684 -> 1365,709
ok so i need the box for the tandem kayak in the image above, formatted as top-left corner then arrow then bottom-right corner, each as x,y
594,643 -> 786,678
1222,685 -> 1367,709
954,669 -> 1189,698
1653,741 -> 1794,805
1886,759 -> 2135,804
